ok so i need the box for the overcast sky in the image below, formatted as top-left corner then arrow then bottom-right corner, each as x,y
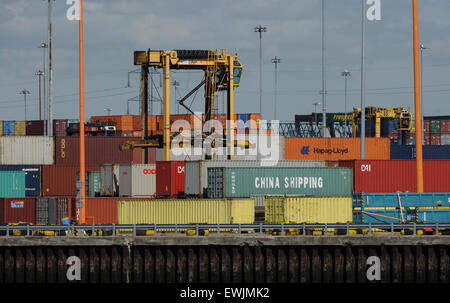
1,0 -> 450,122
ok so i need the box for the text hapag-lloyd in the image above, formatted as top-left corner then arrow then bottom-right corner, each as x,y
313,147 -> 349,155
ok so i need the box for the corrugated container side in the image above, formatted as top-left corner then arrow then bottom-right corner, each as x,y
265,196 -> 352,224
156,161 -> 185,196
0,121 -> 2,136
55,136 -> 144,165
53,119 -> 68,136
3,121 -> 14,136
118,199 -> 254,224
341,160 -> 450,193
42,165 -> 100,196
0,198 -> 36,224
118,164 -> 156,197
184,161 -> 200,195
424,120 -> 431,133
441,120 -> 450,134
284,138 -> 390,160
222,167 -> 352,197
14,121 -> 26,136
0,165 -> 40,197
36,197 -> 72,225
0,136 -> 54,165
191,160 -> 328,197
359,192 -> 450,208
26,120 -> 45,135
441,134 -> 450,145
0,171 -> 26,198
430,120 -> 441,134
74,198 -> 118,224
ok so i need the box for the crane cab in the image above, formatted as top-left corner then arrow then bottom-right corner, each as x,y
233,58 -> 243,87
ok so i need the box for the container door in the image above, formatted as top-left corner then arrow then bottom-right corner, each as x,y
56,198 -> 69,224
24,168 -> 40,197
48,198 -> 57,225
100,165 -> 112,196
36,198 -> 49,225
119,165 -> 131,197
207,168 -> 223,198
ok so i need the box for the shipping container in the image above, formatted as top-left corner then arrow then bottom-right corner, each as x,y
90,115 -> 134,131
0,171 -> 25,198
418,208 -> 450,223
430,134 -> 441,145
14,121 -> 26,136
354,192 -> 450,208
0,166 -> 40,197
3,121 -> 15,136
0,121 -> 2,136
442,134 -> 450,145
156,161 -> 185,196
284,138 -> 390,160
391,145 -> 450,159
118,164 -> 156,197
42,165 -> 100,196
53,119 -> 68,136
340,160 -> 450,193
430,120 -> 441,134
76,171 -> 100,197
0,136 -> 54,165
71,197 -> 119,224
441,120 -> 450,134
424,120 -> 430,133
100,164 -> 120,196
184,160 -> 328,197
0,198 -> 36,224
208,167 -> 352,198
26,120 -> 45,135
54,136 -> 143,165
118,199 -> 254,225
36,197 -> 72,225
265,196 -> 352,224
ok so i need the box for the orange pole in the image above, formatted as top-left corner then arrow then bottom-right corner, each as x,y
412,0 -> 424,193
79,0 -> 86,224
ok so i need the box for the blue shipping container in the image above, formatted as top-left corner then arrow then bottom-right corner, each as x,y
382,119 -> 397,136
0,166 -> 40,197
237,114 -> 250,125
3,121 -> 15,136
418,209 -> 450,223
390,145 -> 450,160
356,192 -> 450,208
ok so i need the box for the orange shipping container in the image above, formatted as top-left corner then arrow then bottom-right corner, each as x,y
284,137 -> 390,160
90,115 -> 134,131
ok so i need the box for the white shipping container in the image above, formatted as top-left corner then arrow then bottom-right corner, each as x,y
184,159 -> 328,196
0,136 -> 54,165
441,134 -> 450,145
118,164 -> 156,197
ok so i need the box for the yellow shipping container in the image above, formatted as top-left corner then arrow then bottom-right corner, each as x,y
14,121 -> 26,136
265,196 -> 352,224
0,121 -> 3,136
118,199 -> 254,225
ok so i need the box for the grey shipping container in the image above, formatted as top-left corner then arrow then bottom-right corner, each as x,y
118,164 -> 156,197
100,164 -> 120,196
0,136 -> 54,165
207,167 -> 352,198
185,160 -> 328,197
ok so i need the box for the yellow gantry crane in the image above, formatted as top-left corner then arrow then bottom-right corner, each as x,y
352,107 -> 414,143
121,49 -> 243,161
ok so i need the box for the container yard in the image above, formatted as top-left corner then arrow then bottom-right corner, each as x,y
2,0 -> 450,289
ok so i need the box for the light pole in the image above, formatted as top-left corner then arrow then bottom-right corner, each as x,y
254,25 -> 267,117
38,42 -> 48,132
360,0 -> 367,159
341,70 -> 351,128
35,70 -> 44,120
420,44 -> 429,144
172,80 -> 180,114
320,0 -> 327,137
19,89 -> 31,120
47,0 -> 54,136
313,102 -> 321,132
271,56 -> 281,120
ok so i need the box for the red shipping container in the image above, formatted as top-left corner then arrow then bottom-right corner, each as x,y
424,133 -> 431,145
76,198 -> 119,224
430,134 -> 441,145
26,120 -> 45,135
0,198 -> 36,224
340,160 -> 450,193
42,165 -> 100,196
55,136 -> 143,165
424,120 -> 430,133
53,119 -> 68,136
440,120 -> 450,134
156,161 -> 185,196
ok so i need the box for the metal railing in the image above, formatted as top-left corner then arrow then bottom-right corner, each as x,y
1,223 -> 449,237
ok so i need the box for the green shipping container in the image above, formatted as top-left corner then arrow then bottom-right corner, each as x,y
430,120 -> 441,134
89,171 -> 100,197
211,167 -> 352,198
0,171 -> 26,198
